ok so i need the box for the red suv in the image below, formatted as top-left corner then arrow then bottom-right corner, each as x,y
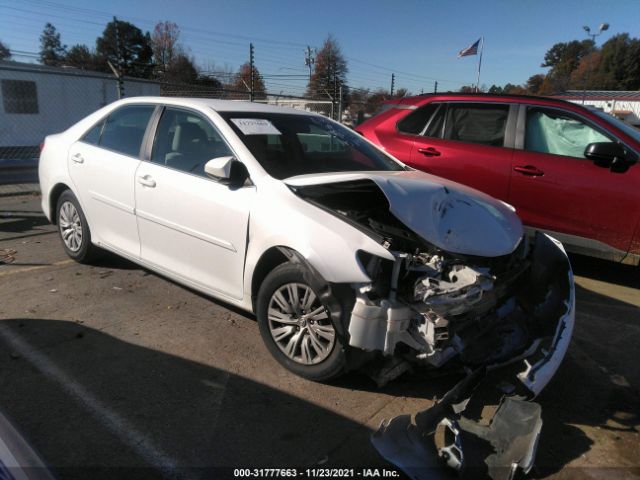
357,93 -> 640,265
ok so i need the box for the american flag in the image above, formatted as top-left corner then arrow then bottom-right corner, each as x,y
458,39 -> 481,57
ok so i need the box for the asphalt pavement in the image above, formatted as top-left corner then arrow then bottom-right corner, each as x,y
0,193 -> 638,480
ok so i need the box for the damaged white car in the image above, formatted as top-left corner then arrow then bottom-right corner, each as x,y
40,98 -> 574,475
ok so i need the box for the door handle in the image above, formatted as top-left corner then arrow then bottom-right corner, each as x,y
513,165 -> 544,176
417,147 -> 441,157
71,153 -> 84,164
137,175 -> 156,188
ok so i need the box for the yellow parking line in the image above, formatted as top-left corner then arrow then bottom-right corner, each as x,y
0,259 -> 74,277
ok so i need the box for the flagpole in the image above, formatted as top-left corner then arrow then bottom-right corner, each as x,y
476,36 -> 484,92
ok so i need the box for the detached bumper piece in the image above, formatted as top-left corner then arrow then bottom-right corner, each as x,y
372,366 -> 543,480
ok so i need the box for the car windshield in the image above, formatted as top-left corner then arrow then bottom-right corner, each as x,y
218,111 -> 404,179
590,109 -> 640,143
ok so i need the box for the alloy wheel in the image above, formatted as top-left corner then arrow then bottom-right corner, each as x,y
58,201 -> 83,252
267,282 -> 336,365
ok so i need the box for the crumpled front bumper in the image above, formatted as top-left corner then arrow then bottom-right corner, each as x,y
370,234 -> 575,479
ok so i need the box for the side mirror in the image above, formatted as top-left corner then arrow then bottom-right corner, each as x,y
204,156 -> 250,187
204,156 -> 235,180
584,142 -> 628,170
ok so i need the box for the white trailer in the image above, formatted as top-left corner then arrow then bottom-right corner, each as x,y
0,61 -> 160,153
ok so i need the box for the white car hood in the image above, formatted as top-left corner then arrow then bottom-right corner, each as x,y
284,170 -> 523,257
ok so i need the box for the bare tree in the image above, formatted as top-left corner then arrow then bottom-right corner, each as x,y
151,21 -> 181,75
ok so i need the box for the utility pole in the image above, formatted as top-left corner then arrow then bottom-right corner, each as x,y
113,16 -> 124,99
390,73 -> 395,96
582,23 -> 609,104
338,85 -> 343,124
249,43 -> 255,102
434,81 -> 438,93
304,46 -> 315,86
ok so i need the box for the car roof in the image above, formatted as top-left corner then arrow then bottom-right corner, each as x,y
113,96 -> 314,116
394,92 -> 578,108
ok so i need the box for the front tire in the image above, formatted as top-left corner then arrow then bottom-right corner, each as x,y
257,263 -> 347,381
56,190 -> 99,263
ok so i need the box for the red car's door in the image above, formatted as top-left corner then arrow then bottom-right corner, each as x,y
508,105 -> 640,254
406,102 -> 515,201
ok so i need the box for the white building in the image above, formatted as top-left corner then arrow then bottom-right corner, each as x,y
0,61 -> 160,152
553,90 -> 640,126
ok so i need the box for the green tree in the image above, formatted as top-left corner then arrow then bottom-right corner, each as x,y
231,62 -> 266,99
165,53 -> 199,84
501,83 -> 526,94
96,19 -> 153,78
596,33 -> 640,90
525,74 -> 546,94
541,39 -> 593,92
0,40 -> 10,60
488,84 -> 503,94
65,44 -> 99,70
306,35 -> 348,100
39,23 -> 66,66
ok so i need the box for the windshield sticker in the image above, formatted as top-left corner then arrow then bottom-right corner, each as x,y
231,118 -> 281,135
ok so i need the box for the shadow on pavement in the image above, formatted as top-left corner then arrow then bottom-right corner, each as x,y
0,319 -> 390,480
0,210 -> 50,236
533,282 -> 640,477
569,253 -> 640,289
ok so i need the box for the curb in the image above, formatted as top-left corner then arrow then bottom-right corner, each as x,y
0,184 -> 41,197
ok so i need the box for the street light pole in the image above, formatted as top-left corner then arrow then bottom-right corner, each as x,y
582,23 -> 609,104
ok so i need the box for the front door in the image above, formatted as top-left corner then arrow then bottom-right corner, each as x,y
509,105 -> 639,254
135,107 -> 254,300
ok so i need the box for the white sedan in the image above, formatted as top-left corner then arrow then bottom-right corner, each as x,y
39,97 -> 574,392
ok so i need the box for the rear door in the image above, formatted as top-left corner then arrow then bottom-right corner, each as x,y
407,102 -> 516,201
509,105 -> 639,254
67,104 -> 155,257
134,106 -> 254,300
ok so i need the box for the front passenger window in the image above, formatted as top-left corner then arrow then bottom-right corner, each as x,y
151,108 -> 233,177
525,108 -> 613,158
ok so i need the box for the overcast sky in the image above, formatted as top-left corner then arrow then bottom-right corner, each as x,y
1,0 -> 638,95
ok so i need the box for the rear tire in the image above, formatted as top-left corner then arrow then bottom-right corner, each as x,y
56,190 -> 100,263
257,262 -> 347,381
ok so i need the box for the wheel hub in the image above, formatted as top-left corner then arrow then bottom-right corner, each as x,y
267,282 -> 336,366
58,201 -> 83,252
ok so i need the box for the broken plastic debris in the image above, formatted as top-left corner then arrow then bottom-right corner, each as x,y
0,248 -> 17,264
372,367 -> 543,480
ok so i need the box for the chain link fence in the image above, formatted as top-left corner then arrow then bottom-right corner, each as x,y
0,60 -> 345,185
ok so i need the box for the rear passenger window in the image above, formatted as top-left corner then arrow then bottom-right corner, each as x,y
99,105 -> 154,157
397,103 -> 439,135
151,107 -> 233,177
443,103 -> 509,147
